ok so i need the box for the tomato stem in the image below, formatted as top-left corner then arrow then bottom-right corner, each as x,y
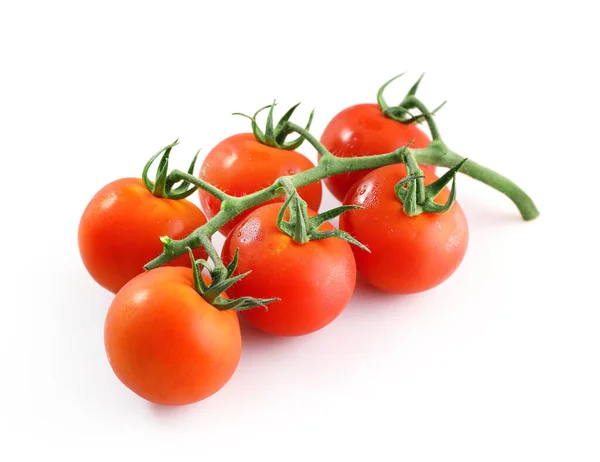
144,119 -> 539,270
168,170 -> 231,202
402,96 -> 442,141
416,144 -> 540,221
283,121 -> 334,160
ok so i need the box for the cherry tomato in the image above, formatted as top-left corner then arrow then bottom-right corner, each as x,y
198,133 -> 322,236
339,164 -> 468,294
78,178 -> 208,293
104,267 -> 241,406
320,103 -> 434,201
221,203 -> 356,336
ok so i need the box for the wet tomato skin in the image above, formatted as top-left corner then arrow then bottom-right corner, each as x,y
320,103 -> 434,201
339,164 -> 468,294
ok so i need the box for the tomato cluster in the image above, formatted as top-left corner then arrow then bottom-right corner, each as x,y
79,82 -> 473,406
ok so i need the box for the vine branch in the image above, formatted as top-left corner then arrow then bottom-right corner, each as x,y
144,122 -> 539,271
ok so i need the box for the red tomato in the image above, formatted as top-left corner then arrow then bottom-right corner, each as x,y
198,133 -> 322,236
339,164 -> 468,294
320,103 -> 434,201
221,203 -> 356,336
104,267 -> 241,406
78,178 -> 208,293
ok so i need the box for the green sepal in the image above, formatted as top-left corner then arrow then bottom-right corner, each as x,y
185,247 -> 279,311
203,271 -> 251,302
213,296 -> 279,312
188,247 -> 206,295
274,102 -> 301,145
276,178 -> 369,251
308,229 -> 370,253
377,73 -> 446,127
167,149 -> 201,199
395,151 -> 467,216
264,100 -> 277,143
233,102 -> 313,150
276,188 -> 309,243
142,139 -> 179,196
225,248 -> 240,278
233,104 -> 270,145
141,139 -> 199,200
394,174 -> 426,216
407,73 -> 425,97
308,205 -> 362,228
278,108 -> 314,150
377,72 -> 405,113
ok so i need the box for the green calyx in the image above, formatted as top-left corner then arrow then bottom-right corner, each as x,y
395,150 -> 467,216
234,101 -> 314,150
142,139 -> 200,200
377,73 -> 446,135
182,244 -> 278,311
276,177 -> 369,251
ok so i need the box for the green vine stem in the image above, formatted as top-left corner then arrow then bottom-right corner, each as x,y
375,73 -> 538,219
415,140 -> 539,220
167,170 -> 231,202
144,122 -> 539,270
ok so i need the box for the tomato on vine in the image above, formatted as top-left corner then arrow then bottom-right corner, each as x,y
320,74 -> 442,202
221,182 -> 363,336
105,248 -> 276,405
78,141 -> 208,293
340,152 -> 469,294
198,103 -> 322,236
78,73 -> 543,409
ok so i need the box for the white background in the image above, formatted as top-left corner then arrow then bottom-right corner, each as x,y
1,1 -> 599,460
